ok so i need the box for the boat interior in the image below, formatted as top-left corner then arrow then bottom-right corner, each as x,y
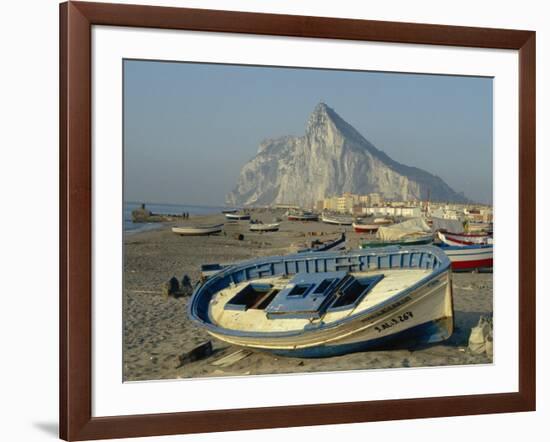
209,268 -> 432,333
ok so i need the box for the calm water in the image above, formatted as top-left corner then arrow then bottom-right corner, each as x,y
124,202 -> 227,233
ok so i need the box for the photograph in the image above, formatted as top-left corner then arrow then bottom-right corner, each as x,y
123,60 -> 494,382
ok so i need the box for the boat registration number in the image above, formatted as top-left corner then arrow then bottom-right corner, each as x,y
374,311 -> 414,333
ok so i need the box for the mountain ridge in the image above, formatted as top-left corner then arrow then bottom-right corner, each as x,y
226,103 -> 467,207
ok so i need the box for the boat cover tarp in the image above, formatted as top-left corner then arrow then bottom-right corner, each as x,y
431,217 -> 464,234
376,218 -> 431,240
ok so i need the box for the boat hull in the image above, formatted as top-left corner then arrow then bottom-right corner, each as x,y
225,213 -> 251,220
288,215 -> 318,221
437,244 -> 493,271
321,216 -> 353,226
250,223 -> 280,232
206,270 -> 453,357
353,222 -> 379,233
171,224 -> 223,236
442,231 -> 490,245
298,234 -> 346,253
189,247 -> 453,357
360,235 -> 433,248
271,318 -> 452,358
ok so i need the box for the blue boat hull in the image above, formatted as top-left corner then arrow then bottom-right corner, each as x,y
270,318 -> 452,358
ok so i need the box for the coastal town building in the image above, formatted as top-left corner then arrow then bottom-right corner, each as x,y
358,206 -> 422,218
368,193 -> 383,206
320,192 -> 387,214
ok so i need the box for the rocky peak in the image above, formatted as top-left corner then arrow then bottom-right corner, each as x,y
306,102 -> 336,135
226,102 -> 467,207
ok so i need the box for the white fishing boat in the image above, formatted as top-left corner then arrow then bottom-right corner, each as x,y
439,231 -> 491,246
436,234 -> 493,270
225,212 -> 251,221
321,214 -> 353,225
287,210 -> 318,221
249,223 -> 280,232
171,223 -> 223,236
189,246 -> 454,357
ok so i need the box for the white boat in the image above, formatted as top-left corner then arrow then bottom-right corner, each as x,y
225,212 -> 251,220
287,211 -> 318,221
321,214 -> 353,225
249,223 -> 280,232
439,231 -> 491,246
171,223 -> 223,236
189,246 -> 454,357
436,234 -> 493,271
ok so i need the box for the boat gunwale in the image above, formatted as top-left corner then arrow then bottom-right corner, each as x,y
188,246 -> 451,340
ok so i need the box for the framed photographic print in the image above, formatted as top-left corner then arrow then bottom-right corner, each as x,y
60,1 -> 536,440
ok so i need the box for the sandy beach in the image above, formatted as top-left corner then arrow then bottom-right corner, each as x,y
124,210 -> 493,382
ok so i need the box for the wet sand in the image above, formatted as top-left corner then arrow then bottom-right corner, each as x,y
124,210 -> 493,381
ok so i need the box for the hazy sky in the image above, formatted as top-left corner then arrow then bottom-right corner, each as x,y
124,60 -> 493,205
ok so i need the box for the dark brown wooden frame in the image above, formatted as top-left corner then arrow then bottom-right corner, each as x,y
60,1 -> 536,440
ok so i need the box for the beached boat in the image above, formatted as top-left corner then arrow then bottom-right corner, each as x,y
360,218 -> 433,248
299,233 -> 346,253
189,246 -> 454,357
321,214 -> 353,226
221,209 -> 238,214
439,231 -> 491,246
171,223 -> 223,236
225,212 -> 251,221
353,222 -> 380,233
360,234 -> 433,248
249,223 -> 280,232
436,243 -> 493,271
287,211 -> 318,221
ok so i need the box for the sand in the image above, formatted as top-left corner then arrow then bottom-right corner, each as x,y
123,210 -> 493,382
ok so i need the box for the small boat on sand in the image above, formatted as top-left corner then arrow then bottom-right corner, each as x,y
299,233 -> 346,253
188,246 -> 454,357
225,212 -> 251,221
360,234 -> 433,248
353,222 -> 380,233
436,242 -> 493,271
171,223 -> 223,236
360,218 -> 433,248
438,231 -> 491,246
321,214 -> 353,226
221,209 -> 238,214
287,211 -> 318,221
249,223 -> 280,232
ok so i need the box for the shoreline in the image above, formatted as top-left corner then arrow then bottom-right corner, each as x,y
124,210 -> 492,381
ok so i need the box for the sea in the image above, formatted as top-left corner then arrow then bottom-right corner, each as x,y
124,202 -> 227,233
